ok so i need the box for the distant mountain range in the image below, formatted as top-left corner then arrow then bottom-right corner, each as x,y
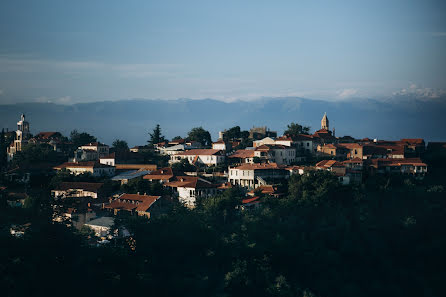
0,97 -> 445,146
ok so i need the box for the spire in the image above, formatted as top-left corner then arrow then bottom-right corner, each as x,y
321,112 -> 329,130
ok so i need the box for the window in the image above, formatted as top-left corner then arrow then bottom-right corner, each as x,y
307,143 -> 309,147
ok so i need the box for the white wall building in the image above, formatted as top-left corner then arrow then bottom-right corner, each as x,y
228,163 -> 290,189
170,149 -> 225,166
54,161 -> 115,177
165,176 -> 219,208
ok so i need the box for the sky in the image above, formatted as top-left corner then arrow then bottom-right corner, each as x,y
0,0 -> 446,104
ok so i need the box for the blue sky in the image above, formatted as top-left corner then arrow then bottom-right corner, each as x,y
0,0 -> 445,104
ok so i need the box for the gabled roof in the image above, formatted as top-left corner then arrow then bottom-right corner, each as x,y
175,149 -> 222,156
143,167 -> 174,180
53,161 -> 114,170
104,194 -> 160,213
229,149 -> 255,159
316,160 -> 345,168
164,176 -> 217,189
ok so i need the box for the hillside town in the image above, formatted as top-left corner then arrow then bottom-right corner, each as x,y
1,112 -> 440,243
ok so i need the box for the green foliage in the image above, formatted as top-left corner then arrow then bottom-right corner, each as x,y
284,122 -> 311,137
171,158 -> 196,172
70,130 -> 97,147
187,126 -> 212,147
11,143 -> 63,168
112,139 -> 129,151
148,124 -> 165,146
120,178 -> 166,196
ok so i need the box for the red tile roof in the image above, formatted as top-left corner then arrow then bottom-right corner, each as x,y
242,196 -> 260,204
53,161 -> 114,170
229,150 -> 255,159
105,194 -> 160,213
316,160 -> 345,168
175,149 -> 222,156
164,176 -> 218,189
143,167 -> 174,180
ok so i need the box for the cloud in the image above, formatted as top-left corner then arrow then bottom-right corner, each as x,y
0,89 -> 3,96
337,88 -> 358,99
34,96 -> 73,104
392,84 -> 446,99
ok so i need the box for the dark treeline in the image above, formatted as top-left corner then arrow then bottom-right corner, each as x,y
1,166 -> 446,297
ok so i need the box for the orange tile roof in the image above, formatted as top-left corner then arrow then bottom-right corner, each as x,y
53,161 -> 114,170
229,150 -> 255,159
164,176 -> 218,189
175,149 -> 222,156
104,194 -> 160,212
54,182 -> 104,192
143,167 -> 174,180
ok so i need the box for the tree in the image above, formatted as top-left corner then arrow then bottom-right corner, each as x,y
148,124 -> 165,146
284,122 -> 310,137
70,130 -> 97,147
171,158 -> 196,172
112,139 -> 129,151
172,136 -> 183,141
187,127 -> 212,147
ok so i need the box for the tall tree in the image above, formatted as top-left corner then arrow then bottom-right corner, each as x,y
70,130 -> 97,147
148,124 -> 165,146
187,127 -> 212,147
112,139 -> 129,151
284,122 -> 311,137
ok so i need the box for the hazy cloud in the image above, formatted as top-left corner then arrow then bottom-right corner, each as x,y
337,88 -> 358,99
393,83 -> 446,99
34,95 -> 73,104
0,89 -> 3,96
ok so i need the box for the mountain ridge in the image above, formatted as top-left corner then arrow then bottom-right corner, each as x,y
1,97 -> 445,146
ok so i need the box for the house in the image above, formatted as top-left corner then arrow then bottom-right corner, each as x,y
99,152 -> 115,166
228,163 -> 289,188
254,144 -> 296,165
212,139 -> 230,151
343,158 -> 363,183
170,149 -> 225,166
228,149 -> 256,164
104,193 -> 161,218
111,170 -> 151,185
53,161 -> 115,177
79,142 -> 109,158
165,176 -> 219,208
30,132 -> 65,152
247,185 -> 283,198
317,144 -> 348,158
366,158 -> 428,177
253,137 -> 276,147
159,144 -> 187,156
51,182 -> 105,199
240,196 -> 261,210
84,217 -> 115,237
143,167 -> 175,183
315,159 -> 350,185
130,145 -> 151,153
292,134 -> 315,155
73,148 -> 99,162
274,136 -> 293,147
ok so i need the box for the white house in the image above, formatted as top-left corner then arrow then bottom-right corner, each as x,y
212,139 -> 230,151
53,161 -> 115,177
254,145 -> 296,165
165,176 -> 219,208
51,182 -> 104,199
84,217 -> 115,237
79,142 -> 110,158
253,137 -> 276,148
170,149 -> 225,166
99,152 -> 116,166
228,163 -> 290,189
